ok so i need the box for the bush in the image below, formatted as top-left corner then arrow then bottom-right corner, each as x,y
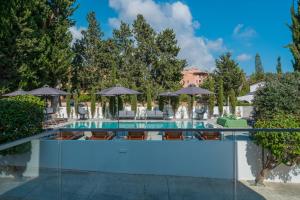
253,114 -> 300,184
66,90 -> 71,118
0,95 -> 44,145
253,72 -> 300,120
229,89 -> 237,114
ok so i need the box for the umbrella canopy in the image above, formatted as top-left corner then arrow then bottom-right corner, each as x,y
29,85 -> 68,96
158,91 -> 178,97
175,86 -> 213,95
2,89 -> 29,97
97,86 -> 140,96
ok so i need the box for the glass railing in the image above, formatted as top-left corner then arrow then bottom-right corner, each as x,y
0,128 -> 299,200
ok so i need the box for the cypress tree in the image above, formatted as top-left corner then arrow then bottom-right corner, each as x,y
208,77 -> 215,118
255,53 -> 264,79
66,90 -> 71,118
90,88 -> 96,118
131,84 -> 138,113
146,86 -> 152,110
218,79 -> 224,116
288,0 -> 300,71
229,89 -> 237,115
276,56 -> 283,74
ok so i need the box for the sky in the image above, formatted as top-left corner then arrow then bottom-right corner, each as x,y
70,0 -> 294,75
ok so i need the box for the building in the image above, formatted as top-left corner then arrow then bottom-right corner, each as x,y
237,81 -> 265,103
181,67 -> 209,87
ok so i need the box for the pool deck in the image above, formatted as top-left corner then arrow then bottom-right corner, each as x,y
1,170 -> 299,200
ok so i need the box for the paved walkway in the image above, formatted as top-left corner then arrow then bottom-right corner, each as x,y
0,170 -> 299,200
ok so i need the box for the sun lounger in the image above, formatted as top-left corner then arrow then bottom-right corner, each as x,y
197,131 -> 221,140
127,131 -> 146,140
146,110 -> 164,119
55,131 -> 84,140
118,111 -> 136,119
164,131 -> 183,140
89,131 -> 114,140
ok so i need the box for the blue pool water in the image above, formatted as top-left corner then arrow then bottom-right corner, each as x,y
63,121 -> 211,129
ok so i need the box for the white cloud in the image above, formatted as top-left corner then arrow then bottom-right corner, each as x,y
108,0 -> 225,71
233,24 -> 256,39
68,26 -> 86,45
236,53 -> 252,62
206,38 -> 227,52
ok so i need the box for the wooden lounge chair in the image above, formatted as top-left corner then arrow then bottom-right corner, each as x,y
55,131 -> 83,140
89,131 -> 114,140
164,131 -> 183,140
127,131 -> 146,140
197,132 -> 221,140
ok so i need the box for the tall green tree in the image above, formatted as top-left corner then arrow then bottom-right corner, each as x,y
0,0 -> 75,91
214,52 -> 245,100
146,86 -> 152,110
217,79 -> 224,116
229,89 -> 237,114
208,77 -> 215,118
78,12 -> 104,90
276,56 -> 283,75
288,0 -> 300,71
255,53 -> 264,78
90,88 -> 96,118
154,29 -> 186,90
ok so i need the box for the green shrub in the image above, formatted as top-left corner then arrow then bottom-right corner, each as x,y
253,114 -> 300,184
253,72 -> 300,120
237,101 -> 252,106
0,95 -> 44,145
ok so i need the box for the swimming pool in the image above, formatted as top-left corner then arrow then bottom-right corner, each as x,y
63,121 -> 213,129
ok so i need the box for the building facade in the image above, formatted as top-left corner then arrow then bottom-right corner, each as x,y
181,67 -> 209,87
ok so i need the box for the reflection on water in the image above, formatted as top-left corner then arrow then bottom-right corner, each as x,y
63,121 -> 208,129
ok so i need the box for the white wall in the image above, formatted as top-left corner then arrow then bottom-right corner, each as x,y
40,140 -> 235,179
2,139 -> 298,183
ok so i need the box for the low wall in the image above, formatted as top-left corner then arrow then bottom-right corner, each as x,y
1,140 -> 299,183
39,140 -> 235,179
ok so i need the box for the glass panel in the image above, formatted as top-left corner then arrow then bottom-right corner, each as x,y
58,129 -> 236,199
0,139 -> 61,200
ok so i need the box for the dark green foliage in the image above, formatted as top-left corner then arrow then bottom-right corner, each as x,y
276,56 -> 282,74
208,77 -> 215,118
255,53 -> 264,78
254,114 -> 300,183
229,89 -> 237,114
158,97 -> 165,112
73,93 -> 79,117
0,0 -> 75,91
146,86 -> 152,110
0,95 -> 44,145
287,1 -> 300,72
90,88 -> 96,118
130,84 -> 138,113
214,53 -> 246,98
66,90 -> 71,118
109,97 -> 116,118
118,96 -> 124,112
217,79 -> 224,116
253,72 -> 300,120
170,96 -> 180,116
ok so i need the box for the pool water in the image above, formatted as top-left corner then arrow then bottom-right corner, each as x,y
63,121 -> 210,129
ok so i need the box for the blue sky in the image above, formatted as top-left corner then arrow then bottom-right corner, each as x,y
71,0 -> 294,75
